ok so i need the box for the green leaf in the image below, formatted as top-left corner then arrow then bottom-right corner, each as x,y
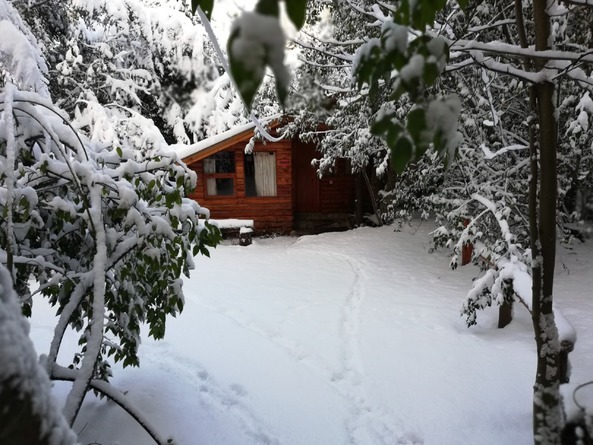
227,27 -> 266,111
255,0 -> 280,17
457,0 -> 469,9
371,111 -> 397,136
353,44 -> 382,89
200,245 -> 211,258
192,0 -> 214,19
386,123 -> 402,149
269,59 -> 290,108
395,0 -> 446,30
432,126 -> 446,154
116,146 -> 123,158
18,195 -> 28,209
394,0 -> 410,27
123,356 -> 139,368
285,0 -> 307,30
423,61 -> 440,86
406,107 -> 426,146
21,303 -> 32,317
389,79 -> 406,101
390,136 -> 414,174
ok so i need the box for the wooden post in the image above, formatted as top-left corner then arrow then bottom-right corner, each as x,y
461,218 -> 473,266
355,172 -> 363,226
558,340 -> 574,384
498,300 -> 513,328
239,227 -> 252,246
498,279 -> 514,329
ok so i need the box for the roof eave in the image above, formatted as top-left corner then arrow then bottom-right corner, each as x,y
181,118 -> 285,165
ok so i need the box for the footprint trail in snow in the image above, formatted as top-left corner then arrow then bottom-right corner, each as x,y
333,254 -> 422,445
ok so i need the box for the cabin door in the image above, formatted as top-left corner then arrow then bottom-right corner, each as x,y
294,142 -> 320,212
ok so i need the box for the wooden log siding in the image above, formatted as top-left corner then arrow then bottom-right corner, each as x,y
184,125 -> 361,233
187,140 -> 294,233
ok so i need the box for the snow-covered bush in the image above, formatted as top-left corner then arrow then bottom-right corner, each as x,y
0,85 -> 221,426
4,0 -> 266,146
2,1 -> 225,438
51,0 -> 219,144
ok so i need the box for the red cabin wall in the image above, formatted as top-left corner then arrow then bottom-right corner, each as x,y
292,140 -> 356,215
186,137 -> 358,233
187,140 -> 294,233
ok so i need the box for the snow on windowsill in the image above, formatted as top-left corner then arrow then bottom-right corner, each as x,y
211,219 -> 254,229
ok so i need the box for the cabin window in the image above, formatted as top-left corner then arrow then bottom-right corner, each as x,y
244,152 -> 277,197
204,152 -> 235,196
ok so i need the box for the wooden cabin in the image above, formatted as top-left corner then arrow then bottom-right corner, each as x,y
178,120 -> 358,234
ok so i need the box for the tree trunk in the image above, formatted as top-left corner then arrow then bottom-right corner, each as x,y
531,1 -> 563,443
355,171 -> 363,226
532,80 -> 562,445
362,168 -> 382,225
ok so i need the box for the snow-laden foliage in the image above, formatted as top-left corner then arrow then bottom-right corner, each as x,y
0,86 -> 221,424
228,9 -> 289,110
0,264 -> 77,444
287,1 -> 392,176
400,2 -> 592,327
0,0 -> 50,96
293,1 -> 591,325
52,0 -> 219,144
0,0 -> 244,438
195,0 -> 305,111
5,0 -> 273,146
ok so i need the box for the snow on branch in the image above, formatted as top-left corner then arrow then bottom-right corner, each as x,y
451,39 -> 593,64
1,86 -> 221,433
563,0 -> 593,6
480,143 -> 528,160
453,193 -> 526,325
467,19 -> 516,34
61,184 -> 107,426
299,28 -> 365,46
294,37 -> 355,63
456,193 -> 577,344
344,0 -> 385,24
459,193 -> 520,260
0,2 -> 50,96
52,365 -> 175,445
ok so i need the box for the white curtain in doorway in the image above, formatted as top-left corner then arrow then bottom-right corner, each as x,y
254,152 -> 277,196
204,158 -> 217,195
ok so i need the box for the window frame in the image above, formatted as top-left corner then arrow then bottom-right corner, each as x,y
244,151 -> 278,198
202,151 -> 237,198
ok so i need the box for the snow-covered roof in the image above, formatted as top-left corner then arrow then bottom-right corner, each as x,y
173,116 -> 283,164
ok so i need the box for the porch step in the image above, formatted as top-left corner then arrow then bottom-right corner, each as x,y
293,213 -> 352,234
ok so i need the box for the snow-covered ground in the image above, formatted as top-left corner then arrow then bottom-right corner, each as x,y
30,222 -> 593,445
